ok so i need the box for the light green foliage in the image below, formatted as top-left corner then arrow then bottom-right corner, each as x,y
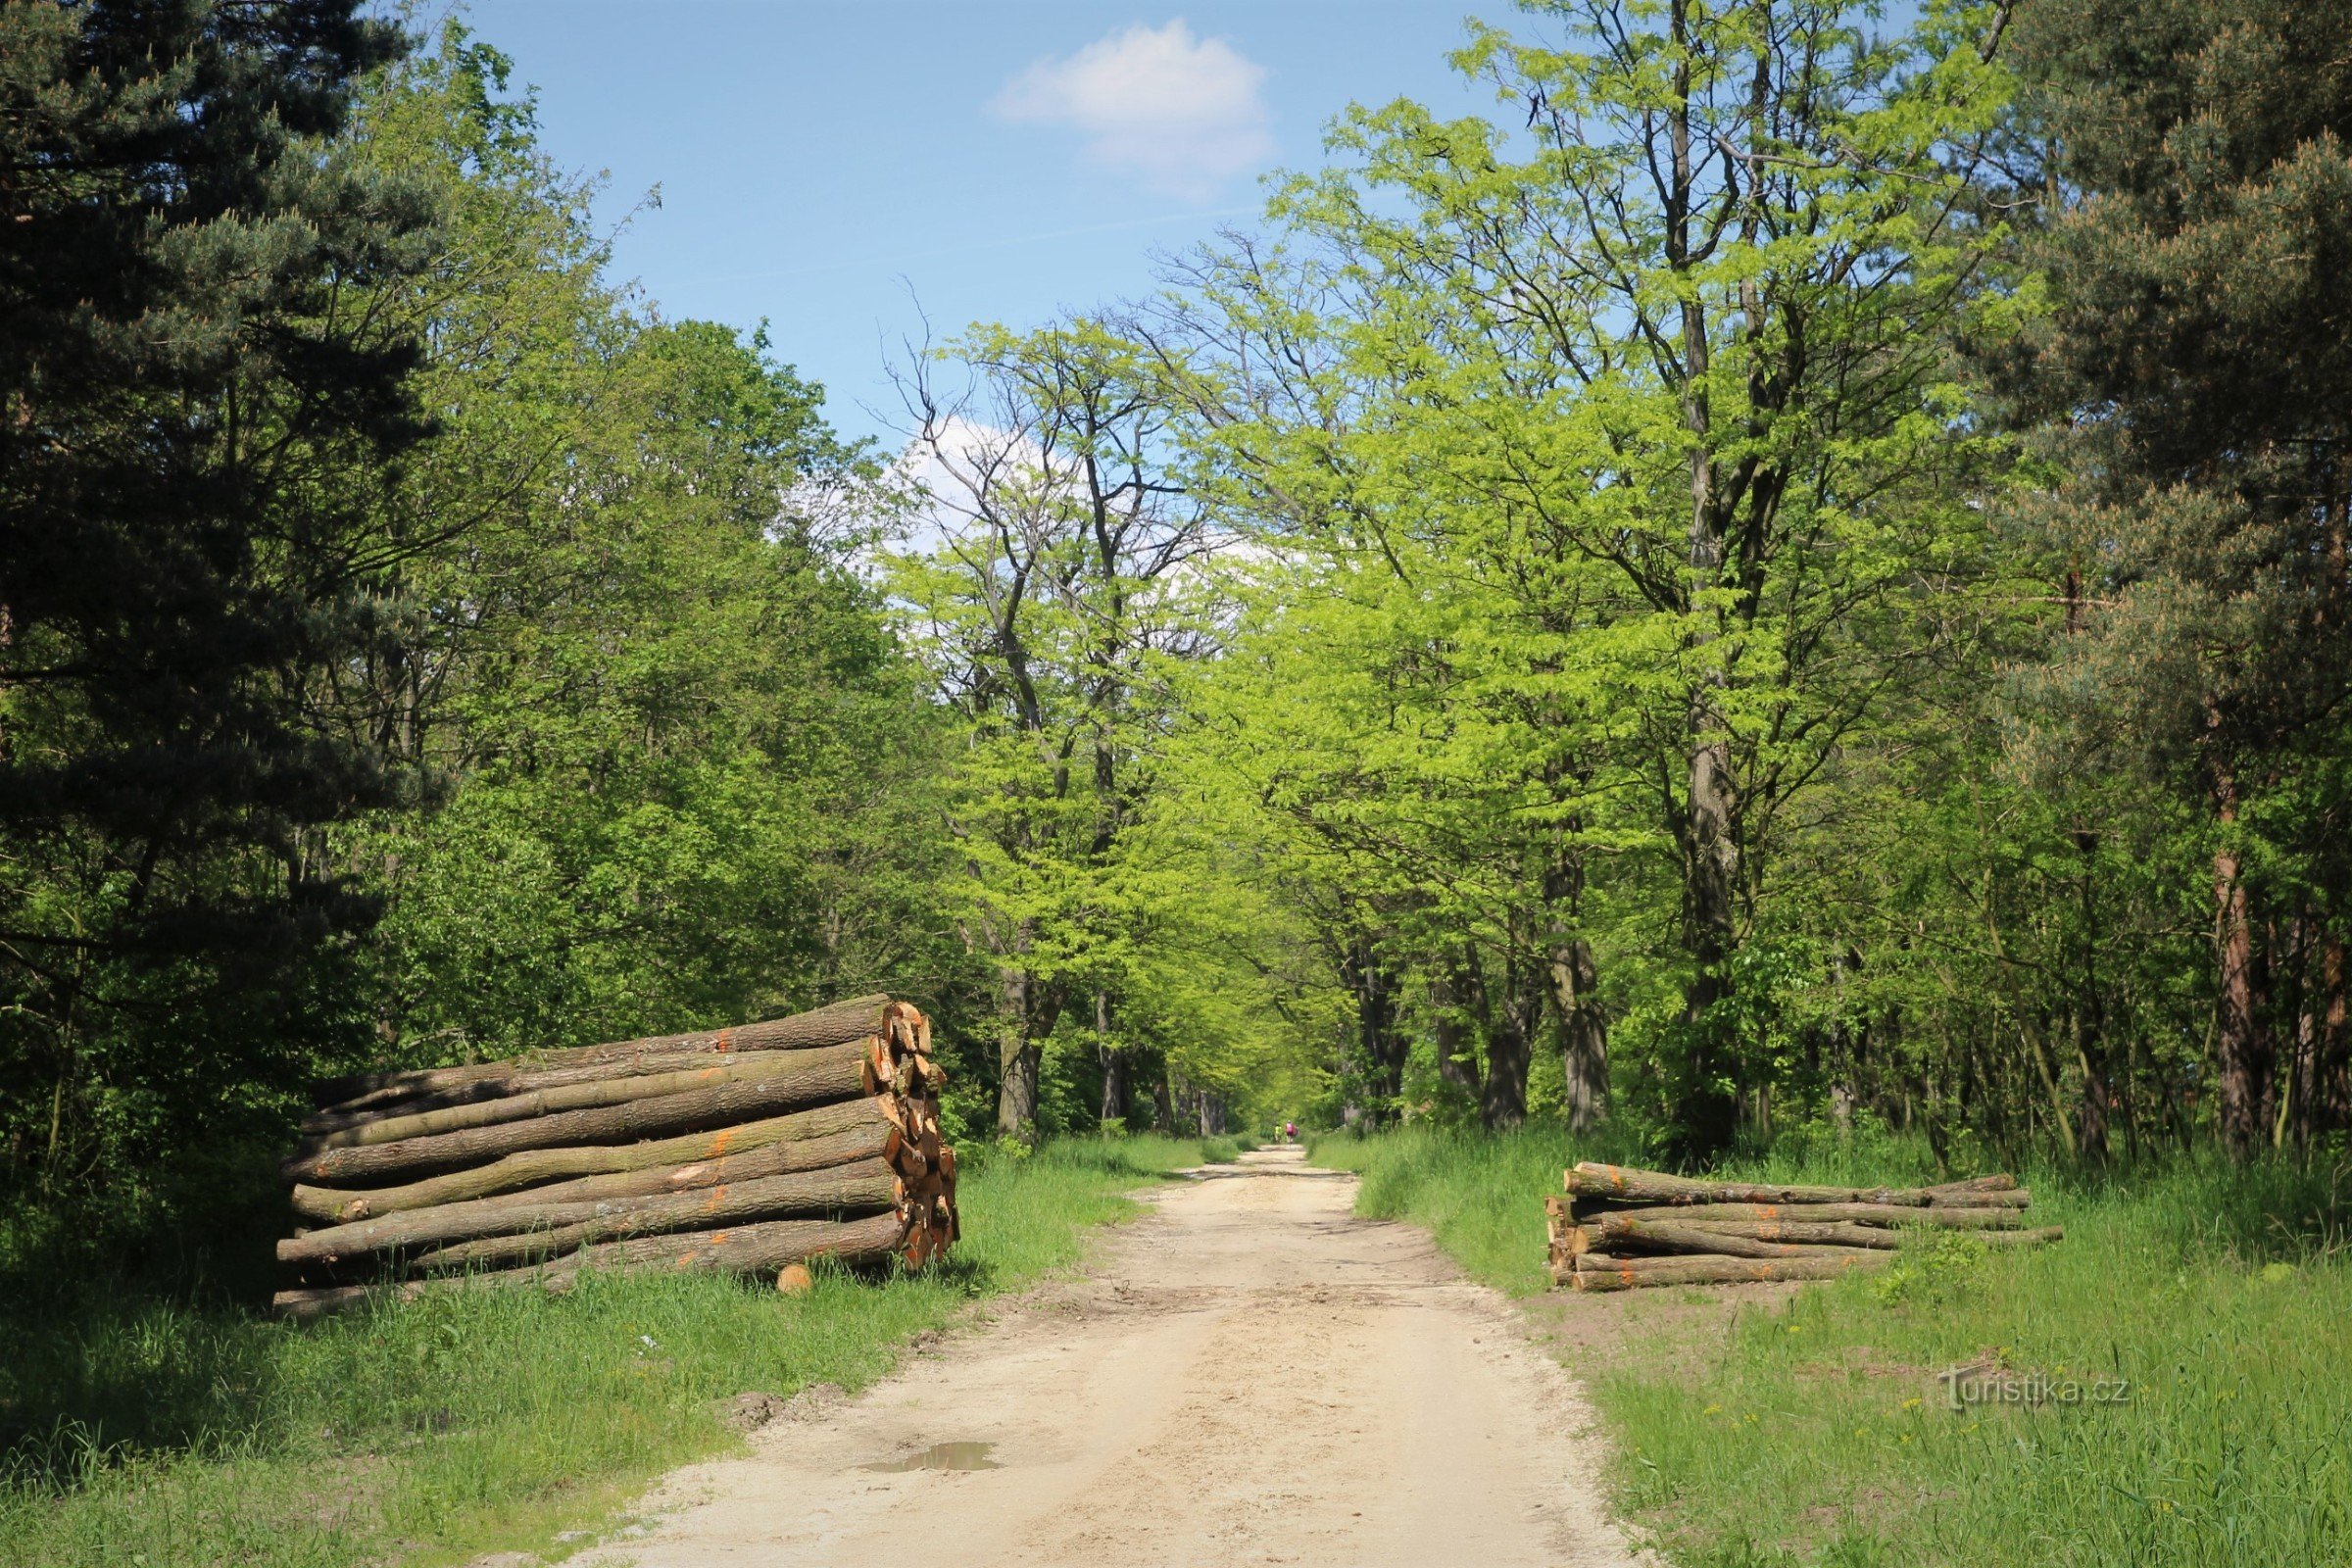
1152,0 -> 2024,1142
325,27 -> 952,1066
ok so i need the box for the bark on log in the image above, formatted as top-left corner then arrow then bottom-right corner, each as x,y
295,1050 -> 858,1154
301,1039 -> 904,1137
280,1125 -> 898,1262
288,1097 -> 897,1223
384,1158 -> 905,1275
281,1044 -> 876,1187
1597,1215 -> 2064,1250
312,994 -> 894,1107
270,1210 -> 907,1321
1561,1250 -> 1894,1292
1565,1162 -> 2030,1209
1582,1218 -> 1857,1260
1574,1200 -> 2032,1230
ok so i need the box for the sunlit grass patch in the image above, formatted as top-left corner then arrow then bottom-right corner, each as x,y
0,1135 -> 1194,1568
1313,1125 -> 2352,1566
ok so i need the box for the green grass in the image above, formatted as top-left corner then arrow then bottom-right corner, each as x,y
0,1134 -> 1199,1568
1309,1125 -> 2352,1566
1199,1136 -> 1244,1164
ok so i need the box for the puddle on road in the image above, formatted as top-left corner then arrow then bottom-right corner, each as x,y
863,1441 -> 1002,1473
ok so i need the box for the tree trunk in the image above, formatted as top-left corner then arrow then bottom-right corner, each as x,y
1563,1251 -> 1890,1292
1581,1200 -> 2031,1229
1565,1162 -> 2027,1208
288,1098 -> 899,1224
2322,934 -> 2349,1133
283,1126 -> 898,1260
1339,933 -> 1402,1117
296,1051 -> 837,1154
2213,776 -> 2271,1156
272,1210 -> 908,1320
1551,937 -> 1608,1134
1665,0 -> 1741,1166
281,1043 -> 875,1186
1542,838 -> 1607,1130
997,963 -> 1040,1143
1431,957 -> 1478,1095
1095,991 -> 1124,1126
284,1154 -> 901,1273
1475,944 -> 1541,1131
1593,1214 -> 2062,1253
2074,828 -> 2110,1162
383,1159 -> 903,1276
314,994 -> 892,1110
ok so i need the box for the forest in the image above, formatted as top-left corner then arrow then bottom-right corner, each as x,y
9,0 -> 2346,1220
4,0 -> 2352,1559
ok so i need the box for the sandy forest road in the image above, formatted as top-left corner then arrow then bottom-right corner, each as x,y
580,1146 -> 1643,1568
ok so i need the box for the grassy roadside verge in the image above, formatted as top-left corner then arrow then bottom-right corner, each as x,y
1310,1126 -> 2352,1566
0,1134 -> 1200,1568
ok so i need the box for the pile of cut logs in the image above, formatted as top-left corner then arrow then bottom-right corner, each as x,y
272,995 -> 956,1319
1545,1161 -> 2060,1292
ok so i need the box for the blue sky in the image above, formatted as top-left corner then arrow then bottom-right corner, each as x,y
460,1 -> 1508,447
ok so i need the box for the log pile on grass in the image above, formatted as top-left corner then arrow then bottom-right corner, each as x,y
272,995 -> 958,1319
1544,1161 -> 2059,1292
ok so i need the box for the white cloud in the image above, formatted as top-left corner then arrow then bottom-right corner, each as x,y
990,20 -> 1274,201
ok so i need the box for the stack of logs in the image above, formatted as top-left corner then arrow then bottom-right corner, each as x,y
272,995 -> 956,1319
1546,1161 -> 2061,1292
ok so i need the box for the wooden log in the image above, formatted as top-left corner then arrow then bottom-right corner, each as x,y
288,1097 -> 896,1223
1926,1174 -> 2019,1196
270,1210 -> 908,1321
1583,1218 -> 1857,1260
1576,1200 -> 2032,1230
1565,1162 -> 2030,1209
1597,1214 -> 2065,1250
311,994 -> 893,1107
281,1043 -> 876,1187
532,1207 -> 906,1281
390,1158 -> 905,1275
294,1050 -> 858,1154
1559,1250 -> 1894,1292
301,1038 -> 904,1137
280,1124 -> 898,1262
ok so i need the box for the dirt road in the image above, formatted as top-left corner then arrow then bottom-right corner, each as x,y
579,1146 -> 1642,1567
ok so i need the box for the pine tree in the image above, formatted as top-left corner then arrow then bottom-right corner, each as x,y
2002,0 -> 2352,1155
0,1 -> 434,1184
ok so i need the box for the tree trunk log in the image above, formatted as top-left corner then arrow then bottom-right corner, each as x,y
312,994 -> 894,1109
374,1158 -> 904,1276
1577,1200 -> 2031,1230
288,1097 -> 898,1223
281,1044 -> 875,1186
1581,1218 -> 1854,1259
280,1125 -> 899,1262
270,1209 -> 907,1321
1565,1162 -> 2028,1208
1562,1250 -> 1893,1292
296,1050 -> 859,1154
1595,1214 -> 2064,1252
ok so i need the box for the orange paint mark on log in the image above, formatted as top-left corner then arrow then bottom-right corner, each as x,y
710,1129 -> 736,1154
716,1028 -> 733,1054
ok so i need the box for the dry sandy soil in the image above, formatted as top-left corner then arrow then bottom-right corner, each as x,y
574,1145 -> 1645,1568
